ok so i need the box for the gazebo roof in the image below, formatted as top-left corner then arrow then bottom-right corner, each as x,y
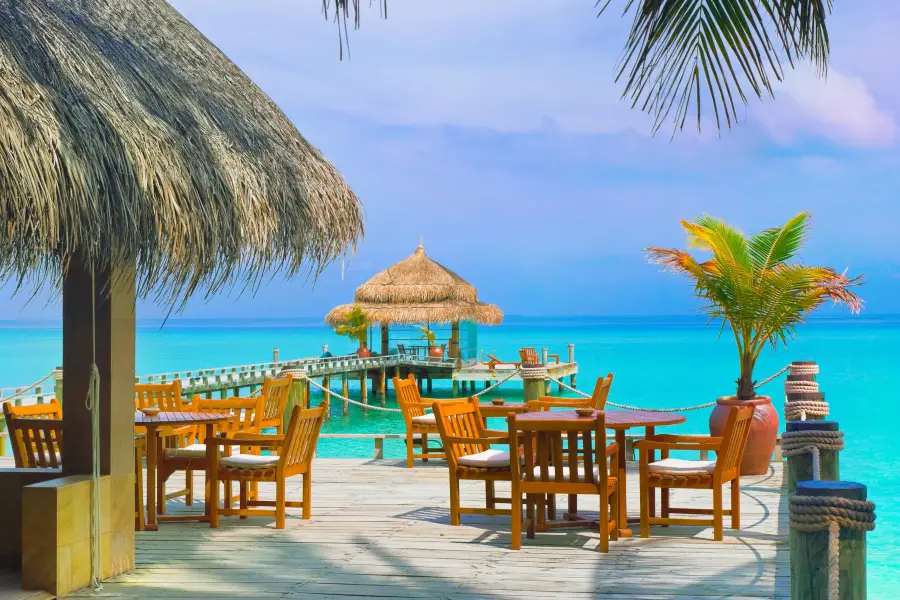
326,244 -> 503,325
0,0 -> 362,304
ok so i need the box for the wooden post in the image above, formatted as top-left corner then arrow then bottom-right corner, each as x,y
449,322 -> 460,361
380,324 -> 389,356
283,372 -> 307,431
786,421 -> 840,495
322,376 -> 331,420
568,344 -> 576,388
461,380 -> 467,394
791,481 -> 869,600
427,376 -> 433,394
273,347 -> 280,363
341,373 -> 349,416
452,379 -> 460,397
361,370 -> 368,412
374,437 -> 384,460
53,368 -> 64,401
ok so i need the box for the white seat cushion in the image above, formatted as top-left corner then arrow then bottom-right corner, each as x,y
648,458 -> 717,474
411,414 -> 436,425
220,453 -> 280,470
531,465 -> 602,482
164,443 -> 215,459
458,449 -> 510,468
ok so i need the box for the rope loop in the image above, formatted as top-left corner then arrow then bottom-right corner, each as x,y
785,399 -> 829,421
789,495 -> 876,533
785,380 -> 819,394
790,363 -> 820,376
520,365 -> 548,380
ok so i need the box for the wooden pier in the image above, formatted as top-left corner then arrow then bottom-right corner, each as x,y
0,456 -> 787,599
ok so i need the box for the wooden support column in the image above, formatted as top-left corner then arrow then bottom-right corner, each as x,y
786,421 -> 840,495
322,376 -> 331,421
427,376 -> 433,394
380,324 -> 389,356
361,370 -> 368,412
568,344 -> 576,388
461,380 -> 467,394
341,373 -> 349,416
60,256 -> 136,580
449,322 -> 460,363
452,379 -> 459,397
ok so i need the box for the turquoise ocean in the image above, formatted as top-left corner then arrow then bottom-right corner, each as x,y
1,315 -> 897,596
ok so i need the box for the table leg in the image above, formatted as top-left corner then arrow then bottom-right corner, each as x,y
146,425 -> 158,531
204,423 -> 214,519
615,428 -> 632,537
646,426 -> 656,518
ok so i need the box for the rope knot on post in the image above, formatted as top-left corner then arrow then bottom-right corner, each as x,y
782,430 -> 844,481
785,396 -> 829,421
520,364 -> 548,380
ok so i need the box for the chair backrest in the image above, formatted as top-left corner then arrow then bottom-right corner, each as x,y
261,376 -> 294,424
392,375 -> 425,423
590,374 -> 614,410
715,405 -> 755,479
280,404 -> 326,473
433,399 -> 490,467
526,398 -> 592,412
4,401 -> 64,468
397,344 -> 407,355
10,417 -> 63,468
509,412 -> 609,493
193,396 -> 265,443
519,347 -> 540,364
135,382 -> 183,411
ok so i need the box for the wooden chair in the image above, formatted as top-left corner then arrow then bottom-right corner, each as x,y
3,400 -> 62,468
259,376 -> 294,434
134,435 -> 146,531
518,347 -> 559,365
135,381 -> 185,411
207,404 -> 326,529
156,396 -> 265,514
9,417 -> 63,468
636,405 -> 754,541
433,399 -> 515,526
589,374 -> 614,410
393,374 -> 466,468
527,374 -> 614,412
483,354 -> 520,371
508,411 -> 619,551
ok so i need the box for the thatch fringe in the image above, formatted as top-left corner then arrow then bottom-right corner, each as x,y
0,0 -> 362,306
327,244 -> 503,325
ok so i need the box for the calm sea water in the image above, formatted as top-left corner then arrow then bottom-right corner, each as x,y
1,315 -> 897,596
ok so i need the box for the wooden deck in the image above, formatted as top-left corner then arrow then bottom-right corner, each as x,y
47,459 -> 786,599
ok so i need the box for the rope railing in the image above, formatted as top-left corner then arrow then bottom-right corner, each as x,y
0,371 -> 56,402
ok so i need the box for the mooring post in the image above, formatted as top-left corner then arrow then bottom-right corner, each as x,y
784,421 -> 842,495
427,376 -> 433,394
361,369 -> 368,412
273,347 -> 280,363
281,369 -> 308,432
452,379 -> 460,397
322,376 -> 331,420
53,367 -> 64,401
790,480 -> 873,600
521,364 -> 546,403
461,380 -> 467,394
785,361 -> 827,421
341,372 -> 349,416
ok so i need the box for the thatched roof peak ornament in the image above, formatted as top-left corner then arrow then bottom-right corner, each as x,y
326,243 -> 503,325
0,0 -> 362,305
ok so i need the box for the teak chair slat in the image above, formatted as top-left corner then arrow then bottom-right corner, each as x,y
636,405 -> 754,541
530,374 -> 614,411
393,374 -> 466,468
508,412 -> 619,552
207,404 -> 326,529
433,399 -> 515,526
259,376 -> 294,434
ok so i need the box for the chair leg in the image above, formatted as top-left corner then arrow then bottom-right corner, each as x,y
406,432 -> 414,468
661,488 -> 670,526
511,487 -> 522,550
239,481 -> 248,519
567,494 -> 578,521
640,481 -> 651,539
209,475 -> 220,529
185,468 -> 193,506
449,474 -> 461,526
547,494 -> 556,521
536,494 -> 546,532
485,480 -> 495,509
421,433 -> 428,462
609,489 -> 619,542
276,478 -> 286,529
713,484 -> 724,541
526,494 -> 535,539
599,491 -> 609,553
134,446 -> 144,532
157,468 -> 166,515
302,472 -> 312,520
731,477 -> 741,530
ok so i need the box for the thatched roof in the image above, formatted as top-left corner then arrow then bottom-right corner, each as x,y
326,244 -> 503,325
0,0 -> 362,304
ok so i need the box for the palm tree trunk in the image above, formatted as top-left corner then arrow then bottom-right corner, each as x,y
737,353 -> 756,400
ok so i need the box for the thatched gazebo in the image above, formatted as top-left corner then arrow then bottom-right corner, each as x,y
0,0 -> 360,593
326,244 -> 502,361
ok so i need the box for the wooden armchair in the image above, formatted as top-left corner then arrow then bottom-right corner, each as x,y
589,374 -> 614,410
636,405 -> 753,541
483,354 -> 520,371
393,374 -> 466,468
259,376 -> 293,434
508,411 -> 618,551
518,347 -> 559,365
433,399 -> 515,526
3,399 -> 62,468
8,417 -> 63,469
156,396 -> 265,514
135,381 -> 185,411
207,404 -> 326,529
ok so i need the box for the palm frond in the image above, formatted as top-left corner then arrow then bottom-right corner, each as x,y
598,0 -> 833,134
749,211 -> 809,271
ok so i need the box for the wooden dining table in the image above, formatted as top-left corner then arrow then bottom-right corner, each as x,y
513,409 -> 686,536
134,411 -> 233,531
477,400 -> 529,420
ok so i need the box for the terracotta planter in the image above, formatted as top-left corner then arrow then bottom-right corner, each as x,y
709,396 -> 778,476
428,346 -> 444,359
356,347 -> 371,358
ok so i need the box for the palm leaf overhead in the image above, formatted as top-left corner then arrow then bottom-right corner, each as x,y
648,211 -> 862,399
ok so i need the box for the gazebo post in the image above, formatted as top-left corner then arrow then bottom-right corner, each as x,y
380,323 -> 389,356
449,322 -> 460,364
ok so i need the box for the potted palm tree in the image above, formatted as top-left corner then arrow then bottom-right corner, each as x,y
333,305 -> 371,358
417,324 -> 444,359
648,212 -> 862,475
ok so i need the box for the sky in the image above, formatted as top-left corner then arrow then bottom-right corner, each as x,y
2,0 -> 900,320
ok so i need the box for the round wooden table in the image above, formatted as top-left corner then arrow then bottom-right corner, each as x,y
514,409 -> 686,536
477,401 -> 529,419
135,411 -> 232,530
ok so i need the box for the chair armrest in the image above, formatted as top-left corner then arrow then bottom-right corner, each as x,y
649,434 -> 723,445
483,429 -> 507,437
231,433 -> 286,442
634,439 -> 720,452
548,354 -> 560,363
207,436 -> 285,448
605,441 -> 619,458
444,435 -> 510,446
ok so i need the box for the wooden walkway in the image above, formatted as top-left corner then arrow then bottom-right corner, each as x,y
1,458 -> 787,599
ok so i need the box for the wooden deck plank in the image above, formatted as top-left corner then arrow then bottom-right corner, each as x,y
2,458 -> 786,599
